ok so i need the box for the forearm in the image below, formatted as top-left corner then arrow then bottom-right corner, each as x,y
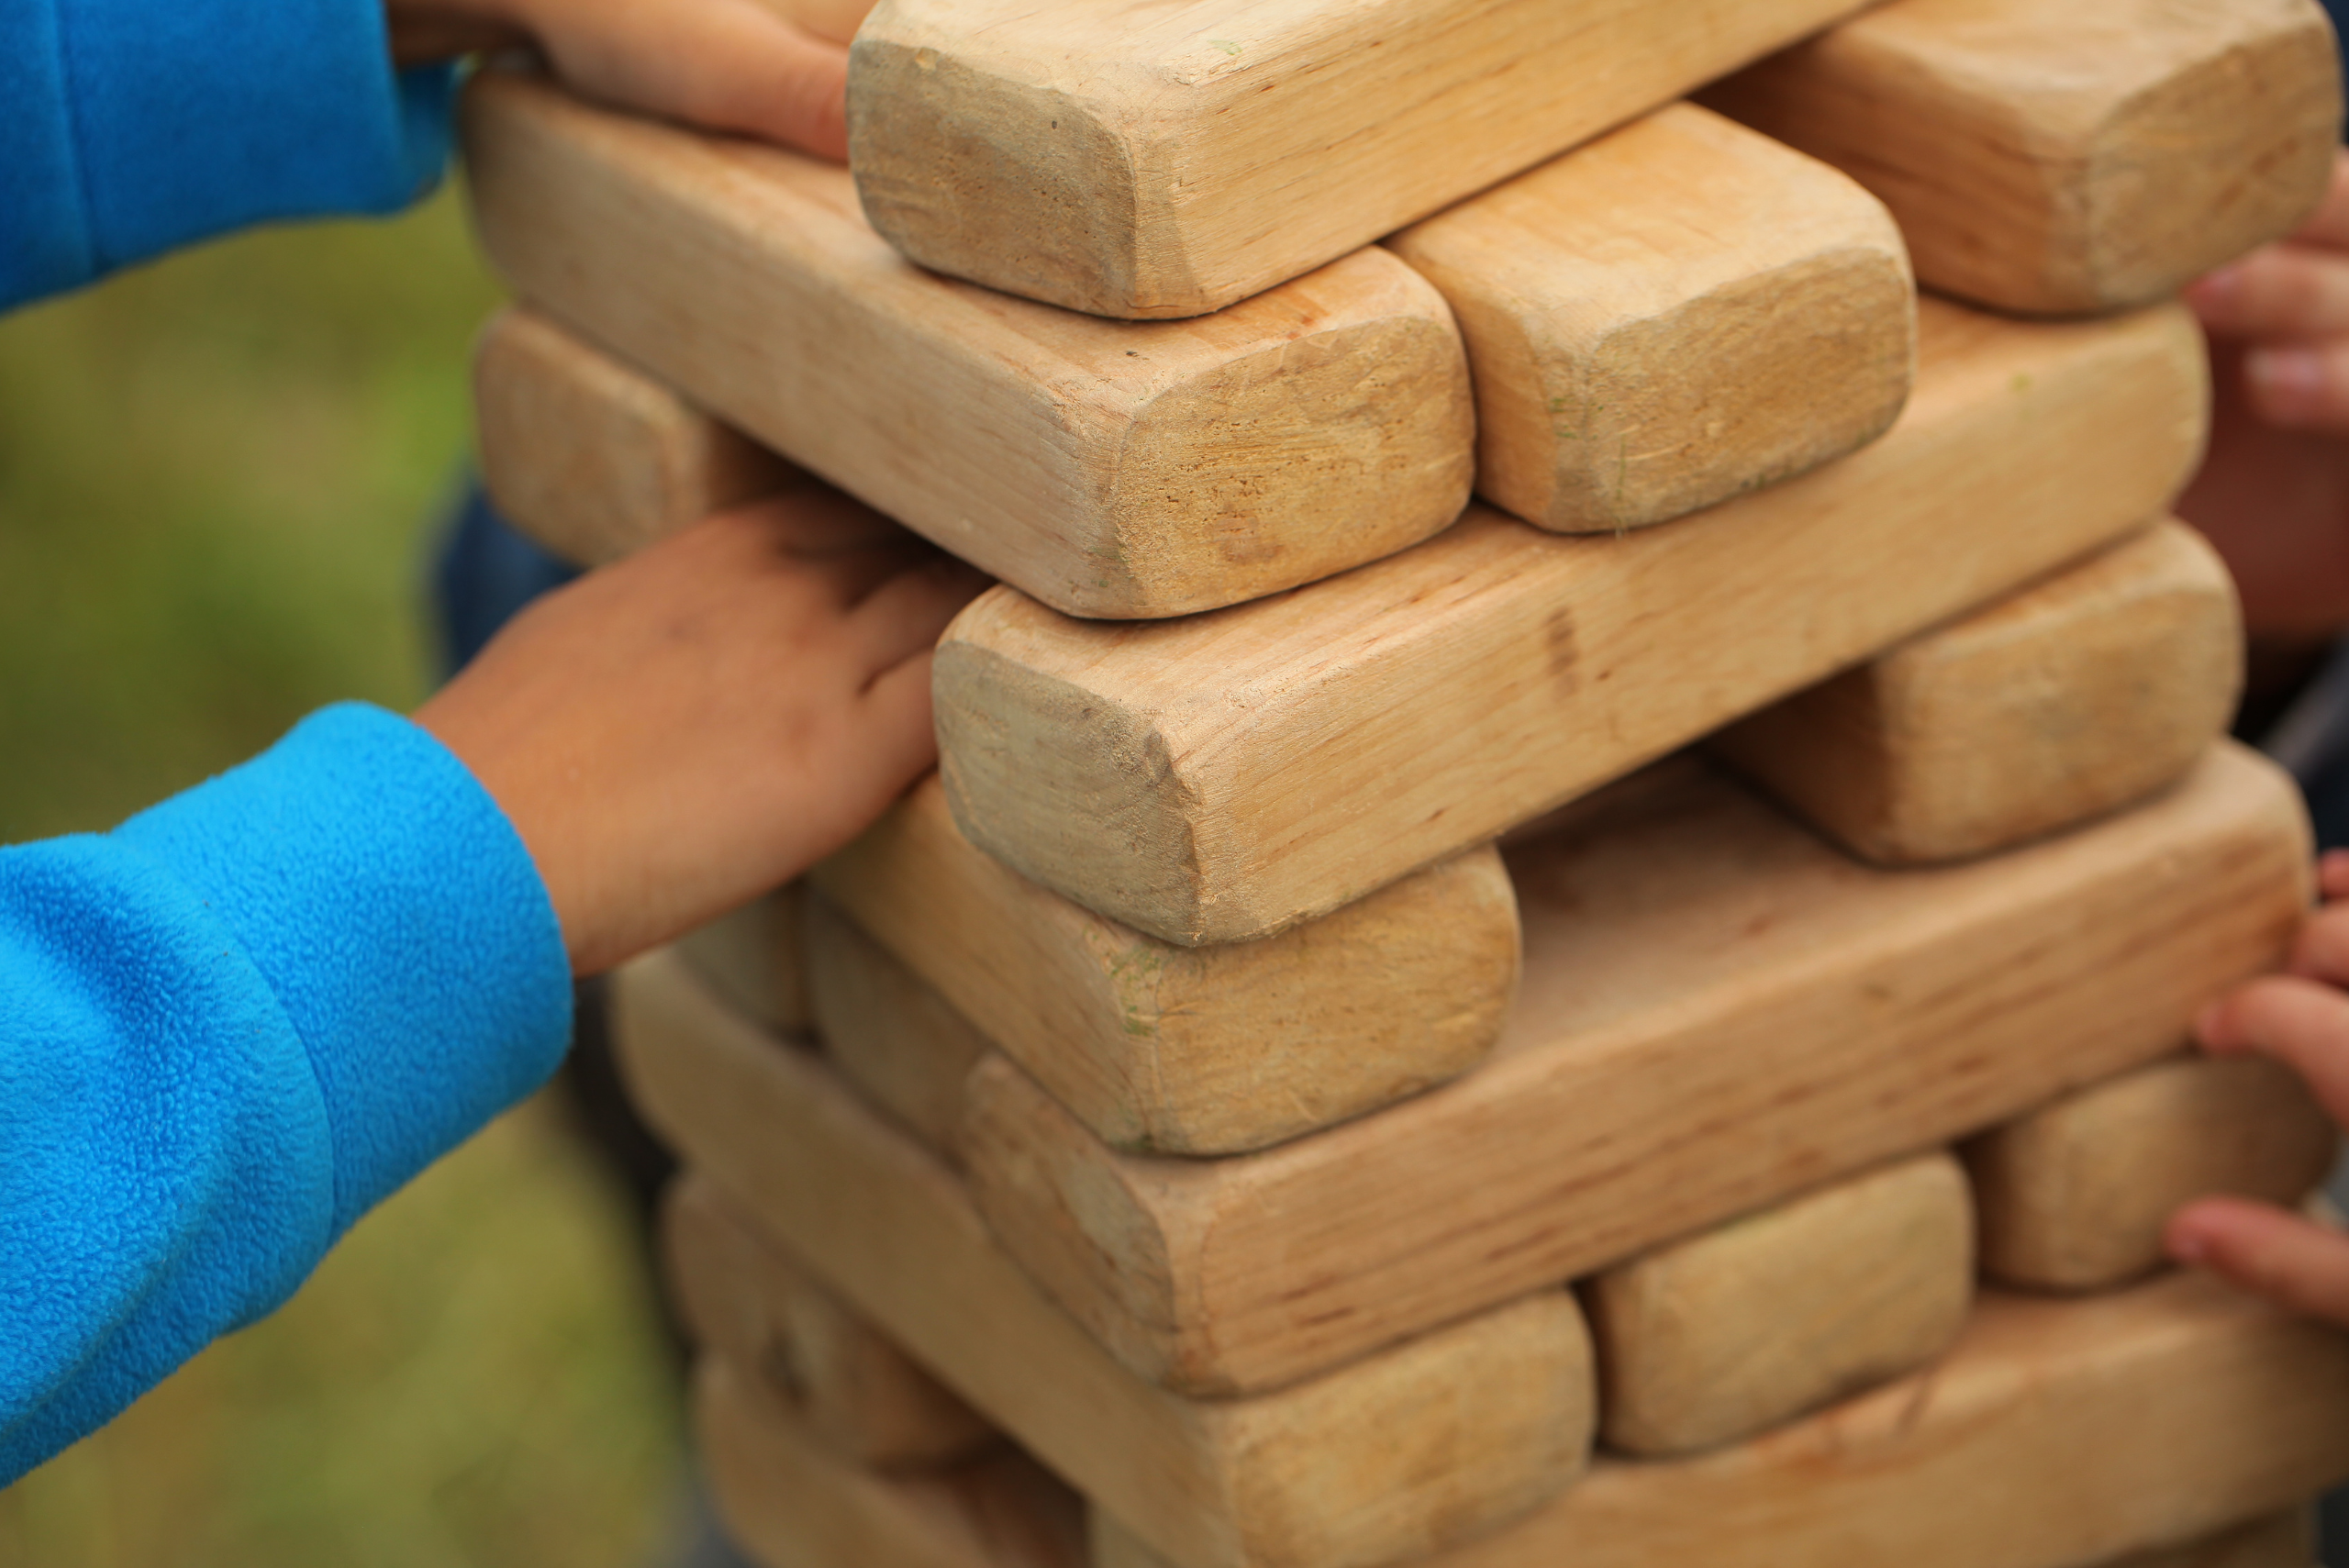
0,704 -> 570,1482
0,0 -> 454,310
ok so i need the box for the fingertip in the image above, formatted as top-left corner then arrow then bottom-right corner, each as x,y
2320,849 -> 2349,900
2186,262 -> 2243,326
2194,995 -> 2240,1051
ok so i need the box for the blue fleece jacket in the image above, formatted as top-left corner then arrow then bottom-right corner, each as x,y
1,0 -> 574,1482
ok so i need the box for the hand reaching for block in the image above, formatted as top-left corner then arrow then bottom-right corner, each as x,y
2168,848 -> 2349,1323
386,0 -> 868,159
415,487 -> 985,976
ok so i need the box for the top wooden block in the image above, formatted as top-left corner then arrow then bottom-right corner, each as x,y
845,0 -> 1876,318
1703,0 -> 2342,315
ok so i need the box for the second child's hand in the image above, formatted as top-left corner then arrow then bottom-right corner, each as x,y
384,0 -> 874,161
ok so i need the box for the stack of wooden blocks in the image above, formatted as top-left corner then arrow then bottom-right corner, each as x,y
462,0 -> 2349,1562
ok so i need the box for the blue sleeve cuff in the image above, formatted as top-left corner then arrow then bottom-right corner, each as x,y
1,0 -> 454,308
112,702 -> 573,1240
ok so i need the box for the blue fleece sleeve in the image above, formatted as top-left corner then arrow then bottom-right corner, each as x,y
0,0 -> 455,310
0,703 -> 571,1481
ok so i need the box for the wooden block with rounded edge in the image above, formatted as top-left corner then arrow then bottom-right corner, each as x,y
1700,0 -> 2342,317
2109,1511 -> 2312,1568
846,0 -> 1876,320
1968,1054 -> 2340,1294
614,951 -> 1598,1568
675,885 -> 811,1039
665,1178 -> 996,1470
811,774 -> 1519,1157
1094,1273 -> 2349,1568
461,70 -> 1474,622
1385,102 -> 1914,535
936,297 -> 2207,947
473,306 -> 796,568
1714,521 -> 2245,866
959,746 -> 2307,1396
805,890 -> 990,1156
698,1359 -> 1086,1568
1586,1151 -> 1974,1458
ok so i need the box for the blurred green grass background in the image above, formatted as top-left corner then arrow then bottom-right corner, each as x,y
0,186 -> 685,1564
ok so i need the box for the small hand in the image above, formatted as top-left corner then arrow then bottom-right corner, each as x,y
2165,851 -> 2349,1323
386,0 -> 875,160
2189,151 -> 2349,431
415,488 -> 985,975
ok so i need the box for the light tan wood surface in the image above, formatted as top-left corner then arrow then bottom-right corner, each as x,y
614,951 -> 1598,1568
805,890 -> 991,1157
699,1359 -> 1086,1568
462,70 -> 1474,622
674,885 -> 811,1040
1968,1054 -> 2341,1295
1586,1152 -> 1974,1458
846,0 -> 1876,318
1095,1273 -> 2349,1568
1701,0 -> 2341,316
811,775 -> 1518,1157
1386,102 -> 1913,535
1714,521 -> 2244,865
473,306 -> 796,567
936,296 -> 2205,947
666,1178 -> 996,1470
2109,1512 -> 2312,1568
959,746 -> 2307,1396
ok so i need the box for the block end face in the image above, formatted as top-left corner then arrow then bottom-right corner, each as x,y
848,34 -> 1212,318
1108,254 -> 1475,617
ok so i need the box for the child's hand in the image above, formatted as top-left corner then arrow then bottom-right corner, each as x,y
2188,150 -> 2349,431
2165,850 -> 2349,1321
387,0 -> 874,160
414,488 -> 984,976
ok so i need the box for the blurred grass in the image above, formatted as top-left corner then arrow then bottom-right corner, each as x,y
0,188 -> 684,1563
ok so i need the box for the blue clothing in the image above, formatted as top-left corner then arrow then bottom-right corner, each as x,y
0,0 -> 573,1483
0,0 -> 453,308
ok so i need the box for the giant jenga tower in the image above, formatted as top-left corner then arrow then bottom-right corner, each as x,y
462,2 -> 2349,1562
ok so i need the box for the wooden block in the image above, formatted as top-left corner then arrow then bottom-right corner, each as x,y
812,775 -> 1519,1157
960,745 -> 2307,1396
675,884 -> 811,1040
936,295 -> 2205,947
665,1177 -> 996,1470
472,306 -> 796,567
1095,1272 -> 2349,1568
461,70 -> 1475,622
614,951 -> 1598,1568
1967,1054 -> 2341,1294
698,1359 -> 1086,1568
845,0 -> 1877,319
1586,1152 -> 1975,1458
2108,1511 -> 2312,1568
1385,103 -> 1914,535
1700,0 -> 2342,316
805,889 -> 990,1156
1714,521 -> 2244,866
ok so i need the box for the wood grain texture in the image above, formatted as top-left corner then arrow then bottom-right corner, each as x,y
674,885 -> 811,1040
698,1359 -> 1086,1568
1701,0 -> 2342,316
811,774 -> 1518,1156
461,69 -> 1474,621
2108,1513 -> 2312,1568
937,297 -> 2207,946
1096,1273 -> 2349,1568
1586,1152 -> 1974,1458
472,306 -> 796,567
666,1179 -> 996,1470
613,951 -> 1597,1568
846,0 -> 1876,318
959,746 -> 2307,1396
1967,1054 -> 2340,1294
1714,521 -> 2244,865
806,889 -> 991,1157
1386,103 -> 1914,534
